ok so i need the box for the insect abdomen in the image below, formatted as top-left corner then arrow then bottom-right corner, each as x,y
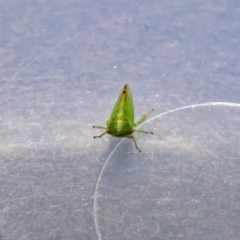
107,119 -> 132,136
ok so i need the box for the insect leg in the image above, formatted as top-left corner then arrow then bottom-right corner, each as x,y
93,131 -> 107,139
93,126 -> 107,129
134,109 -> 154,127
126,135 -> 141,152
93,126 -> 108,138
133,129 -> 153,135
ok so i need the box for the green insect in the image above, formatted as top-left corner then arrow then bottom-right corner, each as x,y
93,84 -> 154,152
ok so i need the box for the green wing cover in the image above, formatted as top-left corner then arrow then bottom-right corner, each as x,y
109,84 -> 134,124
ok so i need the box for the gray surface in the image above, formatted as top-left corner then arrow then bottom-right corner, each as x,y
0,1 -> 240,240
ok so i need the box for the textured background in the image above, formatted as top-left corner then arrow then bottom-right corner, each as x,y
0,1 -> 240,239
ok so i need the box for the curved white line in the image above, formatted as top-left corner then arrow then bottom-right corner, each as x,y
93,101 -> 240,240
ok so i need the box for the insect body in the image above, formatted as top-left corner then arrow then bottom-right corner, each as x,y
93,84 -> 154,152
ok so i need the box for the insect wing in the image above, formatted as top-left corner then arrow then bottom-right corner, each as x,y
109,84 -> 134,124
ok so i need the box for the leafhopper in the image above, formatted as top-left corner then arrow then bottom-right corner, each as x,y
93,84 -> 154,152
